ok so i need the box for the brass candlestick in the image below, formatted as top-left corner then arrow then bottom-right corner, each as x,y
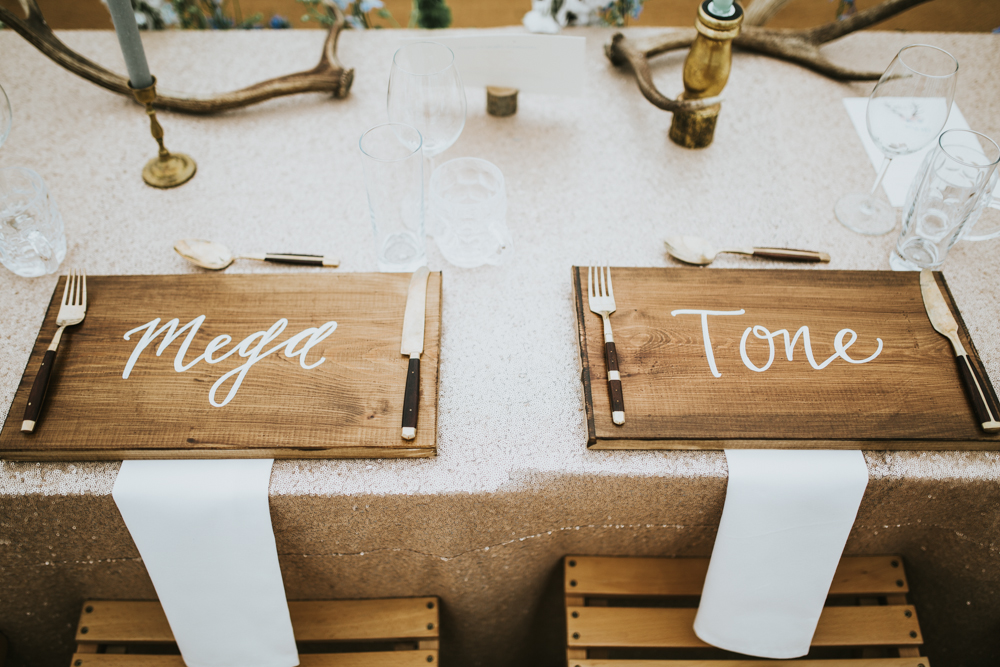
669,0 -> 744,149
129,77 -> 196,188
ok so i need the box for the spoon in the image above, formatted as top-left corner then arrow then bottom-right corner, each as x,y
664,235 -> 830,266
174,239 -> 340,271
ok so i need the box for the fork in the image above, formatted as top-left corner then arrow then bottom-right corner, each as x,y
588,265 -> 625,425
22,269 -> 87,433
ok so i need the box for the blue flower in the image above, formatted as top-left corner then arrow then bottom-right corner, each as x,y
270,14 -> 291,28
359,0 -> 384,11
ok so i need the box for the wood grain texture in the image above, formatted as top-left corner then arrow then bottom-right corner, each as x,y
76,598 -> 439,643
563,555 -> 908,598
1,273 -> 441,460
71,653 -> 439,667
573,267 -> 1000,450
566,606 -> 921,648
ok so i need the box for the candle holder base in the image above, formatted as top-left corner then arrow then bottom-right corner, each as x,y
669,100 -> 721,149
142,152 -> 197,189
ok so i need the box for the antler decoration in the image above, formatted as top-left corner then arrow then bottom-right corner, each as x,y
0,0 -> 354,114
606,0 -> 934,113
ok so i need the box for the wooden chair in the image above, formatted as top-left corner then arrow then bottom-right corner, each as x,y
564,555 -> 929,666
71,597 -> 440,666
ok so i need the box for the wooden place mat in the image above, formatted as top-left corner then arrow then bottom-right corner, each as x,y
1,273 -> 442,460
572,268 -> 1000,450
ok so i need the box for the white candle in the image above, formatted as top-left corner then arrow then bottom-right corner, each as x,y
709,0 -> 736,17
106,0 -> 153,89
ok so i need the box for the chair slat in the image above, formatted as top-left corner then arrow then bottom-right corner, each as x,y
564,556 -> 909,598
567,606 -> 922,648
567,660 -> 928,667
76,598 -> 439,643
71,652 -> 440,667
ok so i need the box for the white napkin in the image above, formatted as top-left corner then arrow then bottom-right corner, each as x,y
113,460 -> 298,667
693,450 -> 869,659
843,98 -> 1000,207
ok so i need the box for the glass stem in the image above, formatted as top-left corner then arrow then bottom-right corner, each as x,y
870,156 -> 892,197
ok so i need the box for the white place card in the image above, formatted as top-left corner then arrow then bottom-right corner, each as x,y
694,450 -> 869,659
113,460 -> 298,667
414,34 -> 586,96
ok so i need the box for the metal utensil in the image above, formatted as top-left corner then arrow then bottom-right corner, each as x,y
22,269 -> 87,433
400,266 -> 430,440
664,235 -> 830,266
174,238 -> 339,271
587,265 -> 624,425
920,269 -> 1000,432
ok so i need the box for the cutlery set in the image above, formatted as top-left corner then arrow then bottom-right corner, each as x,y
14,265 -> 1000,438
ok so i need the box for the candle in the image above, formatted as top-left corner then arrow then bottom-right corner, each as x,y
709,0 -> 736,17
106,0 -> 153,89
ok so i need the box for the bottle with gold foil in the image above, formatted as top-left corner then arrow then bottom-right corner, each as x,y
669,0 -> 744,149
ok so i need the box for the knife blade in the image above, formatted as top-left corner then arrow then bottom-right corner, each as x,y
400,267 -> 430,440
920,269 -> 1000,432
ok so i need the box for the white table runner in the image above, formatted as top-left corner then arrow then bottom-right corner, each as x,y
693,450 -> 869,659
113,459 -> 298,667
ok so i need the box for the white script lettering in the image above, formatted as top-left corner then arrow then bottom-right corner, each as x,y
672,309 -> 883,377
123,316 -> 338,407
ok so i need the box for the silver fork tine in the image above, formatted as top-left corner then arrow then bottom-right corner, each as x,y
606,265 -> 614,300
61,270 -> 71,306
81,269 -> 87,307
599,265 -> 607,298
70,270 -> 78,305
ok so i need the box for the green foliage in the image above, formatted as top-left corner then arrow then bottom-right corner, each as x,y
600,0 -> 644,27
298,0 -> 400,29
413,0 -> 451,29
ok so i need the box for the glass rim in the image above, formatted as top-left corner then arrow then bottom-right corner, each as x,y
938,129 -> 1000,169
358,123 -> 423,163
429,157 -> 504,186
0,165 -> 45,189
392,41 -> 456,77
895,44 -> 959,79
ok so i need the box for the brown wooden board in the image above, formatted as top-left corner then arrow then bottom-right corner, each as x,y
0,273 -> 442,460
573,268 -> 1000,450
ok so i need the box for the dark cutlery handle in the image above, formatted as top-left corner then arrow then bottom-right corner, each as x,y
957,354 -> 1000,432
21,349 -> 57,432
264,253 -> 325,266
401,356 -> 420,439
752,247 -> 831,263
605,342 -> 625,425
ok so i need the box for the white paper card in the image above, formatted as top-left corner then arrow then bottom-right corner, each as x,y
693,450 -> 869,659
113,460 -> 298,667
415,35 -> 586,96
843,98 -> 1000,207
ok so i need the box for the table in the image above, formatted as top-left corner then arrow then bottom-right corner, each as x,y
1,26 -> 998,667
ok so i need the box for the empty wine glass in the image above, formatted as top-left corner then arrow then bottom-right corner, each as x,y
835,44 -> 958,236
0,81 -> 11,150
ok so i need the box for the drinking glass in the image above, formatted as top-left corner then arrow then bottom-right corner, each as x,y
358,123 -> 426,273
960,168 -> 1000,241
0,167 -> 67,277
889,130 -> 1000,271
835,44 -> 958,236
430,158 -> 513,268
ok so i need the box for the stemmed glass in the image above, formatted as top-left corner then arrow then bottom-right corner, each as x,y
835,44 -> 958,236
387,42 -> 466,234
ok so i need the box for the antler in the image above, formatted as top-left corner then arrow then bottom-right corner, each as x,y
0,0 -> 354,114
607,0 -> 935,111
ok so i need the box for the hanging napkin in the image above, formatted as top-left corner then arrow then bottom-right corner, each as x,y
693,450 -> 869,659
113,459 -> 298,667
843,98 -> 1000,207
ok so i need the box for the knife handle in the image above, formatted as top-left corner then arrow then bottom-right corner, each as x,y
752,248 -> 831,263
264,253 -> 339,267
401,356 -> 420,440
605,342 -> 625,425
956,354 -> 1000,432
22,349 -> 57,433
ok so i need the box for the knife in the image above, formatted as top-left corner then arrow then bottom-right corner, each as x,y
920,269 -> 1000,432
400,267 -> 430,440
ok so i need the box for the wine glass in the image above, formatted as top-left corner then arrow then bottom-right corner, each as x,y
0,81 -> 11,150
835,44 -> 958,236
387,42 -> 466,234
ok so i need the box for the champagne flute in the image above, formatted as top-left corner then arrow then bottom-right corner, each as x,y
835,44 -> 958,236
387,42 -> 466,234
